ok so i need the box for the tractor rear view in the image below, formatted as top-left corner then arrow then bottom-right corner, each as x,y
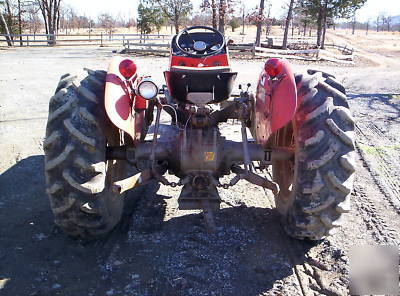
44,26 -> 355,240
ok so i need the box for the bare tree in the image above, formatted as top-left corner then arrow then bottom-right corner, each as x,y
375,15 -> 379,32
218,0 -> 226,33
0,1 -> 13,46
97,12 -> 115,35
16,0 -> 25,45
240,3 -> 245,34
200,0 -> 217,29
351,12 -> 356,34
265,2 -> 272,37
211,0 -> 217,28
254,0 -> 265,46
25,2 -> 41,34
36,0 -> 62,45
386,16 -> 392,31
282,0 -> 295,49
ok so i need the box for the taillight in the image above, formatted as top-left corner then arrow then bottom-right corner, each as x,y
265,58 -> 283,78
119,59 -> 137,79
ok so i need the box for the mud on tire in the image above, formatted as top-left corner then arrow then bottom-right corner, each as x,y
44,70 -> 125,239
273,72 -> 356,240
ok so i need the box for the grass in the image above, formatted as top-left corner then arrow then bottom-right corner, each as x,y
359,143 -> 400,156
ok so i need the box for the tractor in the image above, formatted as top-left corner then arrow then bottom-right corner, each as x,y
44,26 -> 355,240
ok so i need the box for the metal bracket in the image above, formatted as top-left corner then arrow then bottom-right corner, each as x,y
265,150 -> 272,162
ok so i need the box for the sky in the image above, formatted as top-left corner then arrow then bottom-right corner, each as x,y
63,0 -> 400,22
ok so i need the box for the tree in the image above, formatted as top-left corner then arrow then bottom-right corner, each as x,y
137,3 -> 152,34
200,0 -> 217,29
25,2 -> 41,34
228,16 -> 240,32
240,3 -> 245,34
153,0 -> 192,34
200,0 -> 237,33
218,0 -> 226,33
254,0 -> 265,47
36,0 -> 62,45
382,15 -> 392,32
0,1 -> 12,46
137,1 -> 165,34
282,0 -> 295,49
98,12 -> 115,35
152,7 -> 166,34
298,0 -> 367,48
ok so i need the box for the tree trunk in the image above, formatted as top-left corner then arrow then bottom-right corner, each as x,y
218,0 -> 226,34
352,14 -> 356,35
321,0 -> 328,49
5,0 -> 12,28
291,20 -> 294,36
282,0 -> 294,49
211,0 -> 217,29
241,5 -> 245,35
0,11 -> 13,46
366,21 -> 369,35
17,0 -> 23,46
316,0 -> 323,47
174,16 -> 179,34
255,0 -> 265,47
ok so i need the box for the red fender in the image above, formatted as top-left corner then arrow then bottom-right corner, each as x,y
253,59 -> 297,147
104,56 -> 146,144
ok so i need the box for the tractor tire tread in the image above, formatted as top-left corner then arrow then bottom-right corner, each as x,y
44,71 -> 124,240
282,71 -> 355,240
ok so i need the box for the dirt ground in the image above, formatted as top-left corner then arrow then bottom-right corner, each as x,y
0,41 -> 399,296
328,28 -> 400,58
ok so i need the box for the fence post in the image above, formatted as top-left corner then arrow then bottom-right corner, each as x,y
101,33 -> 103,47
26,35 -> 29,46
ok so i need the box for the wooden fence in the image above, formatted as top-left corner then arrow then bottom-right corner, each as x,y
0,33 -> 173,47
324,43 -> 354,55
1,33 -> 354,64
254,46 -> 354,64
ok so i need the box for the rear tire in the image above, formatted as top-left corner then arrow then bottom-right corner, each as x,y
272,71 -> 356,240
44,69 -> 125,239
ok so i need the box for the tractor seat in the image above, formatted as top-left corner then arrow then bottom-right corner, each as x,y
170,66 -> 231,74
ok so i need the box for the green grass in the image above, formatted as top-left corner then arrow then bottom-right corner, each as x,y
359,143 -> 400,156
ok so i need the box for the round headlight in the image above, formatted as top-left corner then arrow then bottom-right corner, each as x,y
137,80 -> 158,100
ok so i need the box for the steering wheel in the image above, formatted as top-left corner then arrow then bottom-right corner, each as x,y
175,26 -> 225,58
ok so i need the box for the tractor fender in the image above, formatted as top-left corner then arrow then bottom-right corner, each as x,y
253,59 -> 297,147
104,56 -> 146,144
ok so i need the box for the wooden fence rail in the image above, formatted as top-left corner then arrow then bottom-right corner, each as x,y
0,33 -> 174,47
1,33 -> 354,64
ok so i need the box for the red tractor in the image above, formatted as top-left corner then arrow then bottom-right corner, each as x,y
44,26 -> 355,240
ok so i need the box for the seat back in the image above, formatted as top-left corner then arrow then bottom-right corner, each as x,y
164,68 -> 237,104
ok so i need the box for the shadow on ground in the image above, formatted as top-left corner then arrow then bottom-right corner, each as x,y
0,156 -> 314,296
348,93 -> 400,121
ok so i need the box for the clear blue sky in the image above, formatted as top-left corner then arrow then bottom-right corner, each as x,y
63,0 -> 400,22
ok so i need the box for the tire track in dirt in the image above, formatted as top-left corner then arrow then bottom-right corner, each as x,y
355,124 -> 400,214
